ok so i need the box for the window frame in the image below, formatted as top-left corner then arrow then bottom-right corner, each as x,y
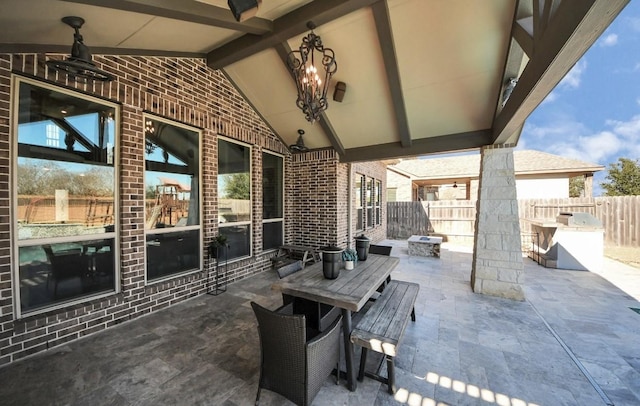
355,174 -> 365,232
261,150 -> 284,252
217,136 -> 253,262
11,75 -> 120,318
143,114 -> 203,283
375,179 -> 382,226
366,177 -> 374,228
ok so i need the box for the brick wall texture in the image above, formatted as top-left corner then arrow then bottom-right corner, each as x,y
0,53 -> 387,365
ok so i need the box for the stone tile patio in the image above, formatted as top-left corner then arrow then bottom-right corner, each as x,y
1,240 -> 639,405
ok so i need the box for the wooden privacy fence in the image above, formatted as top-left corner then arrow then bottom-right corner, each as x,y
387,196 -> 640,247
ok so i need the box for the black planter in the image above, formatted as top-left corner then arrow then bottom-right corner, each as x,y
209,243 -> 227,259
321,246 -> 343,279
355,234 -> 370,261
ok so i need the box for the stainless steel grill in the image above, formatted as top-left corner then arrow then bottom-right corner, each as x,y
556,212 -> 602,228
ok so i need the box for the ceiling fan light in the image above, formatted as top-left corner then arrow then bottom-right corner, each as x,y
45,16 -> 115,82
289,129 -> 309,153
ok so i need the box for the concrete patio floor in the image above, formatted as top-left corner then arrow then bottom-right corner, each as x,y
1,240 -> 639,406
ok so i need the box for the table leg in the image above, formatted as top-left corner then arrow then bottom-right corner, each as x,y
341,308 -> 357,391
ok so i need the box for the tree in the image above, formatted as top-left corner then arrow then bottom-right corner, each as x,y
569,176 -> 585,197
600,158 -> 640,196
223,173 -> 250,199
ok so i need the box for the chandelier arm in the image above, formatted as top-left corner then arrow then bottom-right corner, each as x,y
286,26 -> 337,123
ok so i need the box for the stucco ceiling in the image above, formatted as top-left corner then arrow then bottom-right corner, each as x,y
0,0 -> 630,162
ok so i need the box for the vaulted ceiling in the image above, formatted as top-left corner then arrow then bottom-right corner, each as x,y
0,0 -> 630,162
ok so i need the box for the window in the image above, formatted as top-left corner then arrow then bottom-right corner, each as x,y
218,139 -> 251,260
366,178 -> 374,228
387,188 -> 397,202
375,180 -> 382,225
144,116 -> 201,281
14,77 -> 118,315
262,152 -> 283,251
355,175 -> 364,231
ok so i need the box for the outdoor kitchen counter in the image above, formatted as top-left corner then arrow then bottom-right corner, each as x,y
524,213 -> 604,271
523,218 -> 603,231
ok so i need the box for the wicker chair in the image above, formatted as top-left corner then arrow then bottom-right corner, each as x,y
251,301 -> 342,406
368,244 -> 392,256
276,261 -> 341,333
368,244 -> 393,296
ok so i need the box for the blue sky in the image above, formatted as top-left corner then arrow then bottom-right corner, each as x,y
518,2 -> 640,195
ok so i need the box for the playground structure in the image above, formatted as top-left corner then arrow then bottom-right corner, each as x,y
145,178 -> 191,229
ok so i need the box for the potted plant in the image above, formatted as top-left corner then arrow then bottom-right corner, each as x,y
209,233 -> 228,259
342,247 -> 358,270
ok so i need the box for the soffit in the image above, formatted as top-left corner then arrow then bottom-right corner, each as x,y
0,0 -> 630,162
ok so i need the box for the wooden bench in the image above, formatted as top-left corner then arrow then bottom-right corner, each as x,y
350,280 -> 419,394
271,245 -> 320,270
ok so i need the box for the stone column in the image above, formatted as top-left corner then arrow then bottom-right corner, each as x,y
471,145 -> 524,300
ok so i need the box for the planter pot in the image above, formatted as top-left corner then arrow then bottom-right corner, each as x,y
210,244 -> 227,260
321,245 -> 343,279
355,234 -> 370,261
345,260 -> 354,270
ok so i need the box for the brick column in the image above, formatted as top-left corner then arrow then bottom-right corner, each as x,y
471,145 -> 524,300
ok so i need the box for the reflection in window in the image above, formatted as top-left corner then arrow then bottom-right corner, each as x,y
262,152 -> 283,251
14,78 -> 118,314
367,178 -> 374,228
218,139 -> 251,260
144,116 -> 201,280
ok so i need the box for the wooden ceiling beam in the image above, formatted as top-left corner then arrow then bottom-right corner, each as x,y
62,0 -> 272,34
339,130 -> 492,163
371,1 -> 411,148
207,0 -> 381,69
492,0 -> 630,145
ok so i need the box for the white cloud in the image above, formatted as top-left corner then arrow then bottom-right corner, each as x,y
559,59 -> 587,89
544,131 -> 621,163
626,16 -> 640,32
605,115 -> 640,157
522,111 -> 640,166
599,33 -> 618,47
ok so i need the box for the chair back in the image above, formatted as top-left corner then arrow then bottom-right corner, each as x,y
369,244 -> 392,256
251,301 -> 342,406
251,302 -> 307,405
276,260 -> 303,279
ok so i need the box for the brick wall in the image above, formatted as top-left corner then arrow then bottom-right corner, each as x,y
288,153 -> 387,250
290,149 -> 340,248
351,161 -> 387,245
0,53 -> 389,366
0,53 -> 289,365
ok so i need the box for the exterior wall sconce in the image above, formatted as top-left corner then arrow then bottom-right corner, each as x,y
287,22 -> 337,123
333,81 -> 346,102
453,181 -> 458,188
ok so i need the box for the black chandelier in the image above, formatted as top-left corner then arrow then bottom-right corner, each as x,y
46,16 -> 115,82
287,22 -> 337,123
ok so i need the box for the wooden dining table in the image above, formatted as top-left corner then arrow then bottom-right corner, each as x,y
271,253 -> 400,391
